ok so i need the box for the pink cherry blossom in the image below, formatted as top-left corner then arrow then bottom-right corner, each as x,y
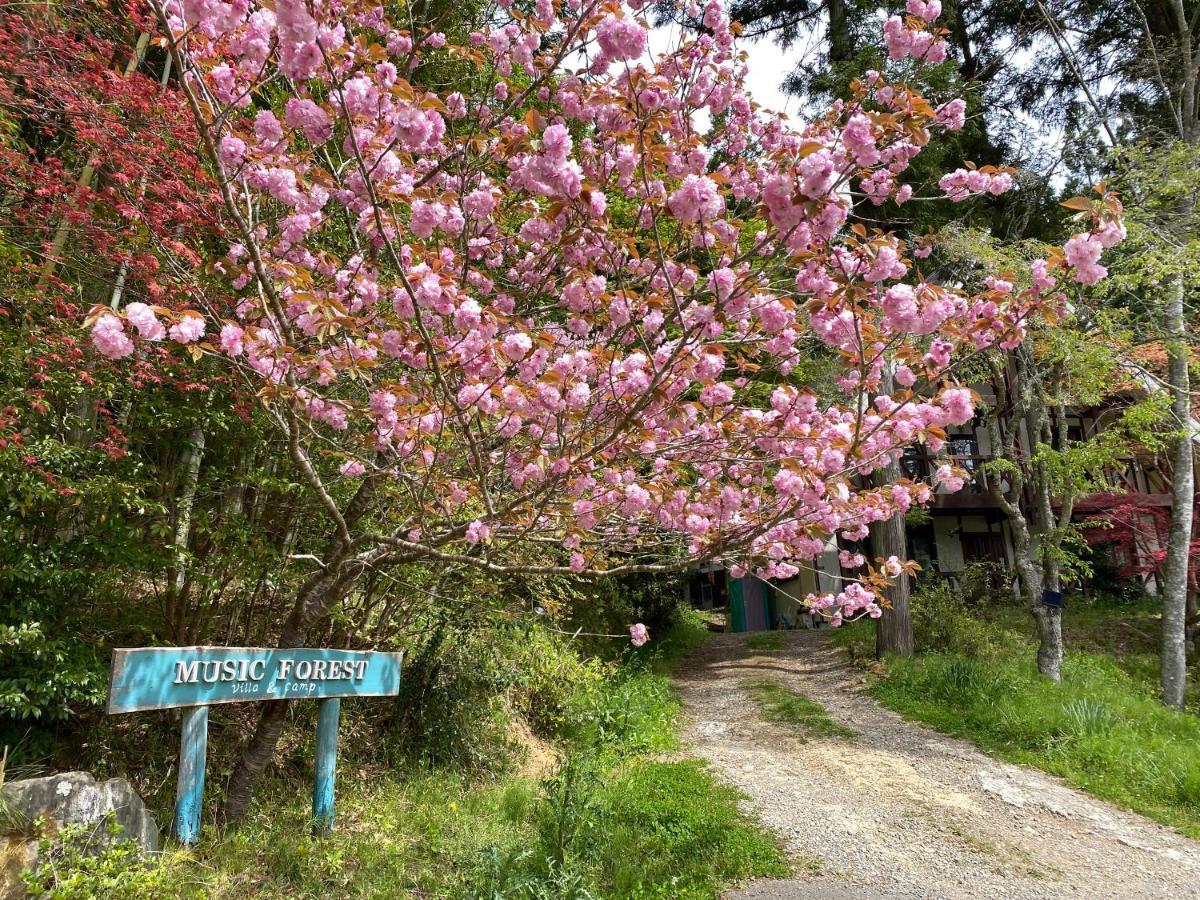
91,314 -> 134,359
219,323 -> 245,355
465,520 -> 491,544
169,315 -> 206,344
1064,233 -> 1107,285
668,174 -> 724,223
595,15 -> 647,65
218,134 -> 246,168
132,0 -> 1126,634
935,98 -> 966,131
125,303 -> 166,341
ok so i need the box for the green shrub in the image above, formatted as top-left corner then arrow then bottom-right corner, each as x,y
508,629 -> 609,739
571,665 -> 679,758
0,622 -> 106,722
522,572 -> 685,661
908,578 -> 1000,656
389,619 -> 526,773
957,561 -> 1013,606
23,817 -> 177,899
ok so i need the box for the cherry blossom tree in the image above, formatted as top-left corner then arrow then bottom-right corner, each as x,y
97,0 -> 1123,817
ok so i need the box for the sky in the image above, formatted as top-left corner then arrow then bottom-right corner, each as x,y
646,19 -> 800,122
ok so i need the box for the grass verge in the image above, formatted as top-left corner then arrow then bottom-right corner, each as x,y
744,632 -> 785,654
833,600 -> 1200,839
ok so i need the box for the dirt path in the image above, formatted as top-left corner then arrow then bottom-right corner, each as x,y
674,631 -> 1200,900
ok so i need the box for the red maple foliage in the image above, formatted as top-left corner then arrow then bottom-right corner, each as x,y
1080,492 -> 1200,594
0,1 -> 237,471
0,3 -> 221,306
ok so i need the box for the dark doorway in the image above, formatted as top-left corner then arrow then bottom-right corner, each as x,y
962,532 -> 1006,565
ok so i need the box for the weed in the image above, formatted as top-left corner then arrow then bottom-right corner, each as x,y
1063,698 -> 1117,737
23,815 -> 185,899
746,632 -> 785,654
743,679 -> 856,741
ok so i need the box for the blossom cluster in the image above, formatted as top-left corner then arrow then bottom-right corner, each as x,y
87,0 -> 1125,624
884,2 -> 949,64
938,167 -> 1015,202
1064,217 -> 1126,285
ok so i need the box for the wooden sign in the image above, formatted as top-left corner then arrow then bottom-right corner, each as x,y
108,647 -> 403,713
107,647 -> 402,845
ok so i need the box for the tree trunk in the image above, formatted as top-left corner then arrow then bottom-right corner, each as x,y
165,424 -> 206,642
221,562 -> 373,822
1032,604 -> 1063,681
989,349 -> 1063,682
1030,412 -> 1065,683
827,0 -> 852,64
872,459 -> 913,657
1037,556 -> 1064,683
1161,272 -> 1194,709
221,476 -> 384,824
1010,511 -> 1061,681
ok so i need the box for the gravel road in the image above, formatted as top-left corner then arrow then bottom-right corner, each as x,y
673,630 -> 1200,900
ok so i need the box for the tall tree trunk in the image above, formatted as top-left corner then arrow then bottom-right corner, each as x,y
987,350 -> 1063,681
1010,509 -> 1061,681
872,462 -> 912,657
1036,554 -> 1064,683
827,0 -> 851,65
1032,604 -> 1062,681
1161,271 -> 1194,709
165,424 -> 206,642
1029,390 -> 1065,682
221,477 -> 383,824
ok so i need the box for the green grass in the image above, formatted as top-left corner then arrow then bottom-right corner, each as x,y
745,632 -> 785,653
742,679 -> 855,741
839,598 -> 1200,839
175,773 -> 531,898
61,610 -> 788,899
588,759 -> 790,898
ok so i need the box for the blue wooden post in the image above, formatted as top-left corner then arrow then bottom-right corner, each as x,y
312,697 -> 340,835
175,705 -> 208,846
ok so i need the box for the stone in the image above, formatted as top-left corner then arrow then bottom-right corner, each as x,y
0,772 -> 159,899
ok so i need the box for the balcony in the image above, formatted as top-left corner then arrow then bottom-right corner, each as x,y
900,450 -> 999,509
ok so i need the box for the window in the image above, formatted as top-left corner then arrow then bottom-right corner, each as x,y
948,434 -> 980,472
900,446 -> 926,480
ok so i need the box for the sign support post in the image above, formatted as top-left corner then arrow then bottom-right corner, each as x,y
176,705 -> 208,846
312,697 -> 341,836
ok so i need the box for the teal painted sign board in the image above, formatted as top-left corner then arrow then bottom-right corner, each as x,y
107,647 -> 402,845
